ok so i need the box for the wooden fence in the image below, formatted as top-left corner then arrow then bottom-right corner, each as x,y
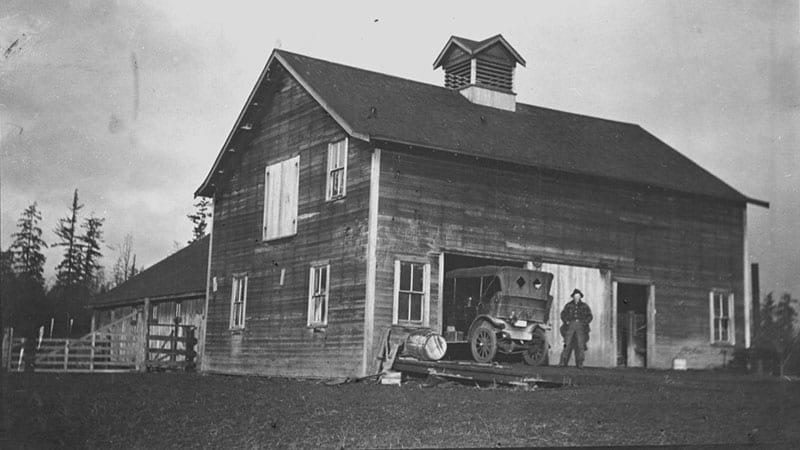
3,310 -> 199,373
3,311 -> 143,373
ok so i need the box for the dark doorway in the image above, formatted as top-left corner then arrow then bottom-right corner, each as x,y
617,283 -> 648,367
442,254 -> 522,340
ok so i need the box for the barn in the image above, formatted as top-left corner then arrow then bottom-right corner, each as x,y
195,35 -> 767,378
88,236 -> 209,357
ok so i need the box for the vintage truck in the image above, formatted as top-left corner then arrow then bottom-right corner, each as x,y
444,266 -> 554,365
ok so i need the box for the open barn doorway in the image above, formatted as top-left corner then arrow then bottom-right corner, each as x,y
616,283 -> 649,367
441,254 -> 524,348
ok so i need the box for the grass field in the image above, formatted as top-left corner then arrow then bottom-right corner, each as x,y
2,366 -> 799,449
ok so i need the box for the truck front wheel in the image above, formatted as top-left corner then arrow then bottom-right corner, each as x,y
470,322 -> 497,364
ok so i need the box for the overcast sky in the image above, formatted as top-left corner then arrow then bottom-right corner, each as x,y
1,0 -> 798,297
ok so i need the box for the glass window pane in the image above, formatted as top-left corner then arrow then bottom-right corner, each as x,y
412,264 -> 423,292
399,292 -> 410,321
400,263 -> 411,291
320,267 -> 327,291
721,318 -> 729,341
410,294 -> 423,321
337,141 -> 346,166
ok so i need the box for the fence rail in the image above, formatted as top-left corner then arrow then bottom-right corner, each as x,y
3,312 -> 198,374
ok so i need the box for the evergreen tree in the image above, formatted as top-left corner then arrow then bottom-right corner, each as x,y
79,215 -> 105,289
53,189 -> 84,288
9,202 -> 48,286
187,197 -> 211,243
756,292 -> 800,376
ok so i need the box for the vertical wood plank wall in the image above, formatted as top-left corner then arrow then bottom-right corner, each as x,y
374,148 -> 745,369
204,66 -> 371,378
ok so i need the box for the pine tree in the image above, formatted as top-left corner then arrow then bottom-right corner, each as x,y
187,197 -> 212,244
9,202 -> 48,286
54,189 -> 84,288
756,292 -> 800,376
79,215 -> 105,290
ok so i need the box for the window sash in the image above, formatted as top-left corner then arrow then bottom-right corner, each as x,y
710,291 -> 733,344
326,139 -> 348,200
307,265 -> 330,326
394,261 -> 429,325
230,275 -> 248,329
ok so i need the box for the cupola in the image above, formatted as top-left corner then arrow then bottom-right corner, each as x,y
433,34 -> 526,112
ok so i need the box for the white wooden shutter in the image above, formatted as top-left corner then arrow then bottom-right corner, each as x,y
263,155 -> 300,240
281,156 -> 299,236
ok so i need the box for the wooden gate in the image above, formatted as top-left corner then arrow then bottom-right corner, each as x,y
3,311 -> 143,373
146,322 -> 197,371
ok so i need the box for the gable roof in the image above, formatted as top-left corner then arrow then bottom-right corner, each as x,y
196,49 -> 767,207
432,34 -> 527,68
89,236 -> 209,308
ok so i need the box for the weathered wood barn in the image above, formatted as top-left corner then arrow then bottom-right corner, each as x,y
89,236 -> 208,340
195,35 -> 767,377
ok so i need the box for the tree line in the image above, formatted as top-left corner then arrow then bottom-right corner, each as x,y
2,191 -> 211,339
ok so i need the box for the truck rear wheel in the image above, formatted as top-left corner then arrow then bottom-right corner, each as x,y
523,331 -> 548,366
470,323 -> 497,364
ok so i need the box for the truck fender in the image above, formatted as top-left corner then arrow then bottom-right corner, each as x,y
468,315 -> 506,337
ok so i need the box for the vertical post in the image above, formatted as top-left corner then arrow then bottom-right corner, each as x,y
63,339 -> 69,371
141,298 -> 150,372
171,320 -> 178,364
751,263 -> 760,341
89,310 -> 96,372
627,311 -> 636,366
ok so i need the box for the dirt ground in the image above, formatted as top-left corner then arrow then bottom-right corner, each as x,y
1,366 -> 799,449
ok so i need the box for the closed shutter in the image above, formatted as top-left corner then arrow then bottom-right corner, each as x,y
263,155 -> 300,240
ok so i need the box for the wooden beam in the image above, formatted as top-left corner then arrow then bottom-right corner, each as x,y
362,148 -> 381,377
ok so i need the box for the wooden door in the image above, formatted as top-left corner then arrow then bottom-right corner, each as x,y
541,262 -> 613,367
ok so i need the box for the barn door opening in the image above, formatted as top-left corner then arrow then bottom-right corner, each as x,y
616,283 -> 649,367
441,253 -> 523,344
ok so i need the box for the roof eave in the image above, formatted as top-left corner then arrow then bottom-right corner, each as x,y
746,197 -> 770,208
195,50 -> 368,198
432,36 -> 474,69
475,34 -> 527,67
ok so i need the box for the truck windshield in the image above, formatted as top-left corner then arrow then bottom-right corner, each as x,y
481,276 -> 501,301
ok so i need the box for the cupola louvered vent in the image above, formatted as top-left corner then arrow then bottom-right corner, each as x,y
433,34 -> 526,112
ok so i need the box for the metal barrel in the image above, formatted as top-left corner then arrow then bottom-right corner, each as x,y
404,330 -> 447,361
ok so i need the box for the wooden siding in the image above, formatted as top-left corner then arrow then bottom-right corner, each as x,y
204,65 -> 371,378
373,147 -> 745,369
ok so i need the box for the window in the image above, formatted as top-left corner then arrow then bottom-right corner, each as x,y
230,275 -> 248,329
307,265 -> 330,326
393,261 -> 430,325
710,291 -> 734,344
326,139 -> 348,200
263,156 -> 300,240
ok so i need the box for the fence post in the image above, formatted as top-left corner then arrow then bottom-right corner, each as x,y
2,327 -> 12,372
64,339 -> 70,371
89,310 -> 96,372
140,297 -> 150,372
185,326 -> 197,372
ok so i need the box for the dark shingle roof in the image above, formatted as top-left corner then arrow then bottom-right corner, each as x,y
89,236 -> 209,307
275,50 -> 748,203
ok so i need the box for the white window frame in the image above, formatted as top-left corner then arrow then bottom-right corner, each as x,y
307,264 -> 330,327
709,290 -> 734,345
393,260 -> 430,326
263,156 -> 300,241
230,274 -> 248,330
326,138 -> 348,201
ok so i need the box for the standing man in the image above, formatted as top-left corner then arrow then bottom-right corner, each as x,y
559,288 -> 593,368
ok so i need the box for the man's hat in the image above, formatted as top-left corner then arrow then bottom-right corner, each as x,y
571,288 -> 584,298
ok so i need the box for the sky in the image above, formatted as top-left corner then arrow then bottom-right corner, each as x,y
1,0 -> 798,298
